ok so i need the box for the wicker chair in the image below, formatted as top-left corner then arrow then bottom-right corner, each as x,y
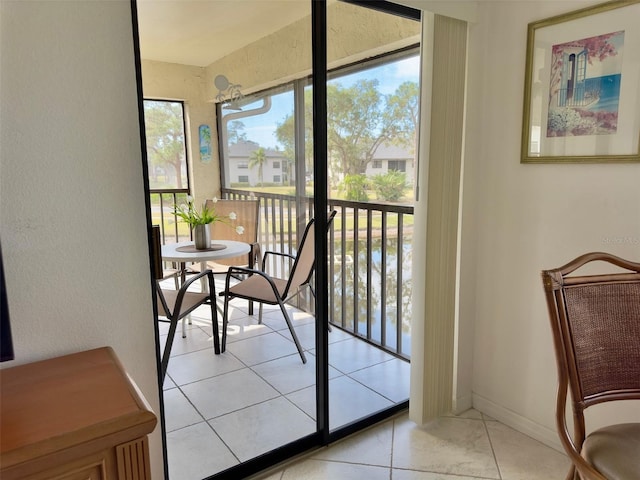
541,252 -> 640,480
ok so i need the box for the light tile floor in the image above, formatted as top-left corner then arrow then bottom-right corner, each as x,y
158,280 -> 568,480
252,409 -> 570,480
159,285 -> 411,479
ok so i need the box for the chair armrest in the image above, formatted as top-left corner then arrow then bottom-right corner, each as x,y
555,383 -> 608,480
158,269 -> 215,319
261,250 -> 295,271
179,269 -> 213,290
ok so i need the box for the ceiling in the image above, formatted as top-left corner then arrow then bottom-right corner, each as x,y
136,0 -> 314,67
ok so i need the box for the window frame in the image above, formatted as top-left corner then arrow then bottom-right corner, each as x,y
143,99 -> 191,195
216,45 -> 419,195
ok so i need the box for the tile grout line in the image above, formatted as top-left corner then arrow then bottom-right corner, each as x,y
389,414 -> 396,479
482,413 -> 503,480
173,380 -> 243,464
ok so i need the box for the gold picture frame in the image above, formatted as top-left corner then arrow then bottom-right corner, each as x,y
521,0 -> 640,163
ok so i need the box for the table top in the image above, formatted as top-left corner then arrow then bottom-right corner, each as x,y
162,239 -> 250,262
0,347 -> 157,468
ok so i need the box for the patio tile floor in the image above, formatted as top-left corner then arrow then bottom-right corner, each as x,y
159,285 -> 410,479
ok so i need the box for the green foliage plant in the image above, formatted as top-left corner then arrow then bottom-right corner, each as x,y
339,174 -> 369,202
174,196 -> 244,234
371,170 -> 407,202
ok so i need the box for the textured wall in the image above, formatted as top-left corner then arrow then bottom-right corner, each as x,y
0,1 -> 164,476
204,1 -> 420,100
141,60 -> 220,205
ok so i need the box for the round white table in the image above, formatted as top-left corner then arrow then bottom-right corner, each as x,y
161,239 -> 251,265
162,239 -> 251,290
161,240 -> 252,328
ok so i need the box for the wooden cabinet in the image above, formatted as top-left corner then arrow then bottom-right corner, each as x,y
0,347 -> 157,479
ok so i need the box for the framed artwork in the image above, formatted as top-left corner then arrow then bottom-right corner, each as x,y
199,124 -> 212,164
521,0 -> 640,163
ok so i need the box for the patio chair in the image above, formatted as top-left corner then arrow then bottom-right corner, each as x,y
189,198 -> 260,313
151,225 -> 220,381
219,211 -> 337,364
541,252 -> 640,480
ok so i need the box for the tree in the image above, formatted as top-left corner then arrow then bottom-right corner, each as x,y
227,120 -> 247,144
327,79 -> 386,176
248,147 -> 267,186
274,113 -> 301,186
275,102 -> 313,179
274,79 -> 419,180
384,81 -> 420,154
144,101 -> 186,189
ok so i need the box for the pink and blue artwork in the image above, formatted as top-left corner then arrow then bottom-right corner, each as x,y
547,30 -> 624,137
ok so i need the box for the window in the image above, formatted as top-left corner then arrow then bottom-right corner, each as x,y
388,160 -> 406,172
218,48 -> 419,200
143,99 -> 191,243
219,87 -> 295,191
326,54 -> 418,192
143,100 -> 188,190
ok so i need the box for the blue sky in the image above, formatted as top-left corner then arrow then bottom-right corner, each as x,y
226,54 -> 420,149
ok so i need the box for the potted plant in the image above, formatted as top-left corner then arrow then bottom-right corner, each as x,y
174,196 -> 243,249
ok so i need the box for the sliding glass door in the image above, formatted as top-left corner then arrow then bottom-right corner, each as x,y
135,1 -> 420,478
323,1 -> 419,434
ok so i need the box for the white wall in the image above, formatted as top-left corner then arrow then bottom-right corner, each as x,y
0,1 -> 164,477
461,0 -> 640,448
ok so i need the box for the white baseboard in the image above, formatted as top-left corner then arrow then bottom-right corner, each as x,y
472,393 -> 564,453
453,393 -> 473,414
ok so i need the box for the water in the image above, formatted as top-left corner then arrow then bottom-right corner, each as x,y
585,74 -> 621,113
329,235 -> 412,357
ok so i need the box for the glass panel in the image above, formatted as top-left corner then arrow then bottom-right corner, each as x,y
139,0 -> 314,477
326,0 -> 420,432
220,88 -> 295,191
143,100 -> 188,190
143,100 -> 191,244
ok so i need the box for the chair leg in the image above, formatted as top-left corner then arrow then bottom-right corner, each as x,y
221,294 -> 230,353
278,300 -> 306,364
161,317 -> 179,381
258,302 -> 263,324
210,299 -> 220,355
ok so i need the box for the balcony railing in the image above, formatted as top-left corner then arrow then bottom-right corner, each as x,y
152,187 -> 413,360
